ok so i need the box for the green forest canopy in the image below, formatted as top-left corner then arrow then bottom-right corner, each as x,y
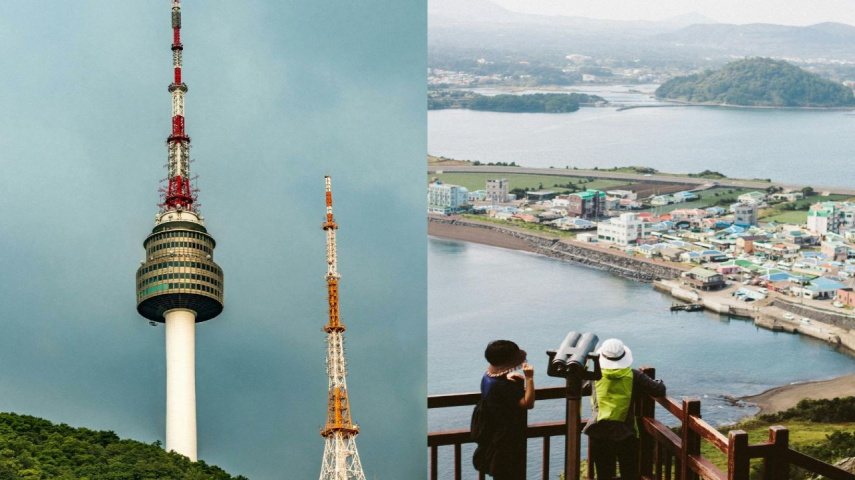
0,412 -> 246,480
655,58 -> 855,107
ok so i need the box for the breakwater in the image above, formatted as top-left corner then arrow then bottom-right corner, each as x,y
428,216 -> 684,282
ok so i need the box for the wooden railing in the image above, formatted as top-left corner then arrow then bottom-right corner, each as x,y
428,367 -> 855,480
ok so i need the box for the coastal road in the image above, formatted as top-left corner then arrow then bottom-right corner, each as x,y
427,165 -> 855,196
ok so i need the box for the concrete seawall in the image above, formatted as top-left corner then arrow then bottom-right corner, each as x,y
428,216 -> 684,282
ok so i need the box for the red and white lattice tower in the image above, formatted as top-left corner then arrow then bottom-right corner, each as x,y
135,0 -> 224,462
163,0 -> 194,211
319,177 -> 367,480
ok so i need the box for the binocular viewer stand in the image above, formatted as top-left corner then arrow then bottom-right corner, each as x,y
547,331 -> 602,480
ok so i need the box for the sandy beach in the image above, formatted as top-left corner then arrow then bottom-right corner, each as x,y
742,374 -> 855,415
428,217 -> 543,252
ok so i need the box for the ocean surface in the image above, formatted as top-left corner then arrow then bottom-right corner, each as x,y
428,85 -> 855,188
428,237 -> 855,478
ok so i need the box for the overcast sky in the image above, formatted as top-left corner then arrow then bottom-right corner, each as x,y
488,0 -> 855,26
0,1 -> 425,479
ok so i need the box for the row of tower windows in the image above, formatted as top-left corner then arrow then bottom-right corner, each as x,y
137,272 -> 222,290
148,230 -> 211,245
138,282 -> 222,299
148,241 -> 212,256
138,261 -> 222,278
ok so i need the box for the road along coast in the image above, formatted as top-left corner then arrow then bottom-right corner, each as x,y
429,216 -> 855,412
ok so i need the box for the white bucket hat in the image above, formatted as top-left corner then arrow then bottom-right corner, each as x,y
597,338 -> 633,369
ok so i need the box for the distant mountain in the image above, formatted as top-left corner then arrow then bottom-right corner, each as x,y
654,22 -> 855,58
655,58 -> 855,107
663,12 -> 718,26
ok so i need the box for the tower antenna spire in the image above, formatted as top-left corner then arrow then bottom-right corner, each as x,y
163,0 -> 195,211
319,176 -> 367,480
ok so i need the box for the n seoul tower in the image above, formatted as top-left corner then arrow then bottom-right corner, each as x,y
319,177 -> 367,480
135,0 -> 224,461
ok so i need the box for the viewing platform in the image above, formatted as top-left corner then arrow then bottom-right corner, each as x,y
428,367 -> 854,480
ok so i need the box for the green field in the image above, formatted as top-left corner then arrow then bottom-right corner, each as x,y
760,194 -> 853,224
428,172 -> 625,195
458,214 -> 576,237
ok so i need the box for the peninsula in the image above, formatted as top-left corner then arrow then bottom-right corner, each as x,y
655,58 -> 855,108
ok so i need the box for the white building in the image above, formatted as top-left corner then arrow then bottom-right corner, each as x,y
597,213 -> 646,246
737,191 -> 767,204
731,202 -> 758,226
428,183 -> 469,215
486,178 -> 510,203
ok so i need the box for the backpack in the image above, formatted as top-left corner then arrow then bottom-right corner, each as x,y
470,398 -> 493,443
471,397 -> 498,473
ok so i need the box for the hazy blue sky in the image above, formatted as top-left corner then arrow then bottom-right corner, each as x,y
0,1 -> 425,479
488,0 -> 855,26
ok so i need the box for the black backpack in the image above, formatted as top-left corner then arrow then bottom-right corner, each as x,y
470,397 -> 493,443
471,397 -> 498,473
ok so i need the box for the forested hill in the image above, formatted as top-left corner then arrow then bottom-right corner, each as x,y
655,58 -> 855,107
0,413 -> 246,479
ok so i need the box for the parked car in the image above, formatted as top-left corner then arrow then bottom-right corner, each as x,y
783,313 -> 794,320
833,301 -> 844,308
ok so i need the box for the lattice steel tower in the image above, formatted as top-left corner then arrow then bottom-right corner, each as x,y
134,0 -> 223,461
319,177 -> 367,480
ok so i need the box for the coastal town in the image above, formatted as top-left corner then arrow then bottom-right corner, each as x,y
428,166 -> 855,352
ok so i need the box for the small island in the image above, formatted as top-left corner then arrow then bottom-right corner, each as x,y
655,58 -> 855,108
428,91 -> 607,113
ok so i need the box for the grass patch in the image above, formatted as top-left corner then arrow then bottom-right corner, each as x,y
428,173 -> 625,194
760,194 -> 853,223
459,214 -> 576,238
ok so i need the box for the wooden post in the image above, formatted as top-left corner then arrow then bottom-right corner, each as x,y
680,398 -> 701,480
454,443 -> 462,480
727,430 -> 750,480
764,426 -> 789,480
430,445 -> 438,480
542,436 -> 550,480
638,367 -> 657,478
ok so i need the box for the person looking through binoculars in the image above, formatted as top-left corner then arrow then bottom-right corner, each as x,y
582,338 -> 666,480
471,340 -> 535,480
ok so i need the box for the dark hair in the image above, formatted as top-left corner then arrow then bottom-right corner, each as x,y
485,340 -> 520,366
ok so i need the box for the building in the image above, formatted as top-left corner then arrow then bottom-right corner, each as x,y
737,191 -> 767,204
526,190 -> 557,202
821,240 -> 853,262
836,287 -> 855,307
568,189 -> 606,219
486,178 -> 509,203
597,213 -> 645,246
731,202 -> 758,226
134,2 -> 224,461
807,202 -> 855,234
771,192 -> 804,202
428,183 -> 469,214
681,267 -> 726,290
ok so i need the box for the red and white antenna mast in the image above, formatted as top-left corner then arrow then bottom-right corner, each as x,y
319,176 -> 367,480
163,0 -> 195,211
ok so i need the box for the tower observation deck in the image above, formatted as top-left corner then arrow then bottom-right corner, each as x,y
134,0 -> 223,462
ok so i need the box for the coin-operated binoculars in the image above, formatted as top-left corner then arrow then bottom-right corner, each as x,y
547,332 -> 601,480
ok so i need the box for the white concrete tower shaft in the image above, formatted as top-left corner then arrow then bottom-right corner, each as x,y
165,308 -> 197,460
